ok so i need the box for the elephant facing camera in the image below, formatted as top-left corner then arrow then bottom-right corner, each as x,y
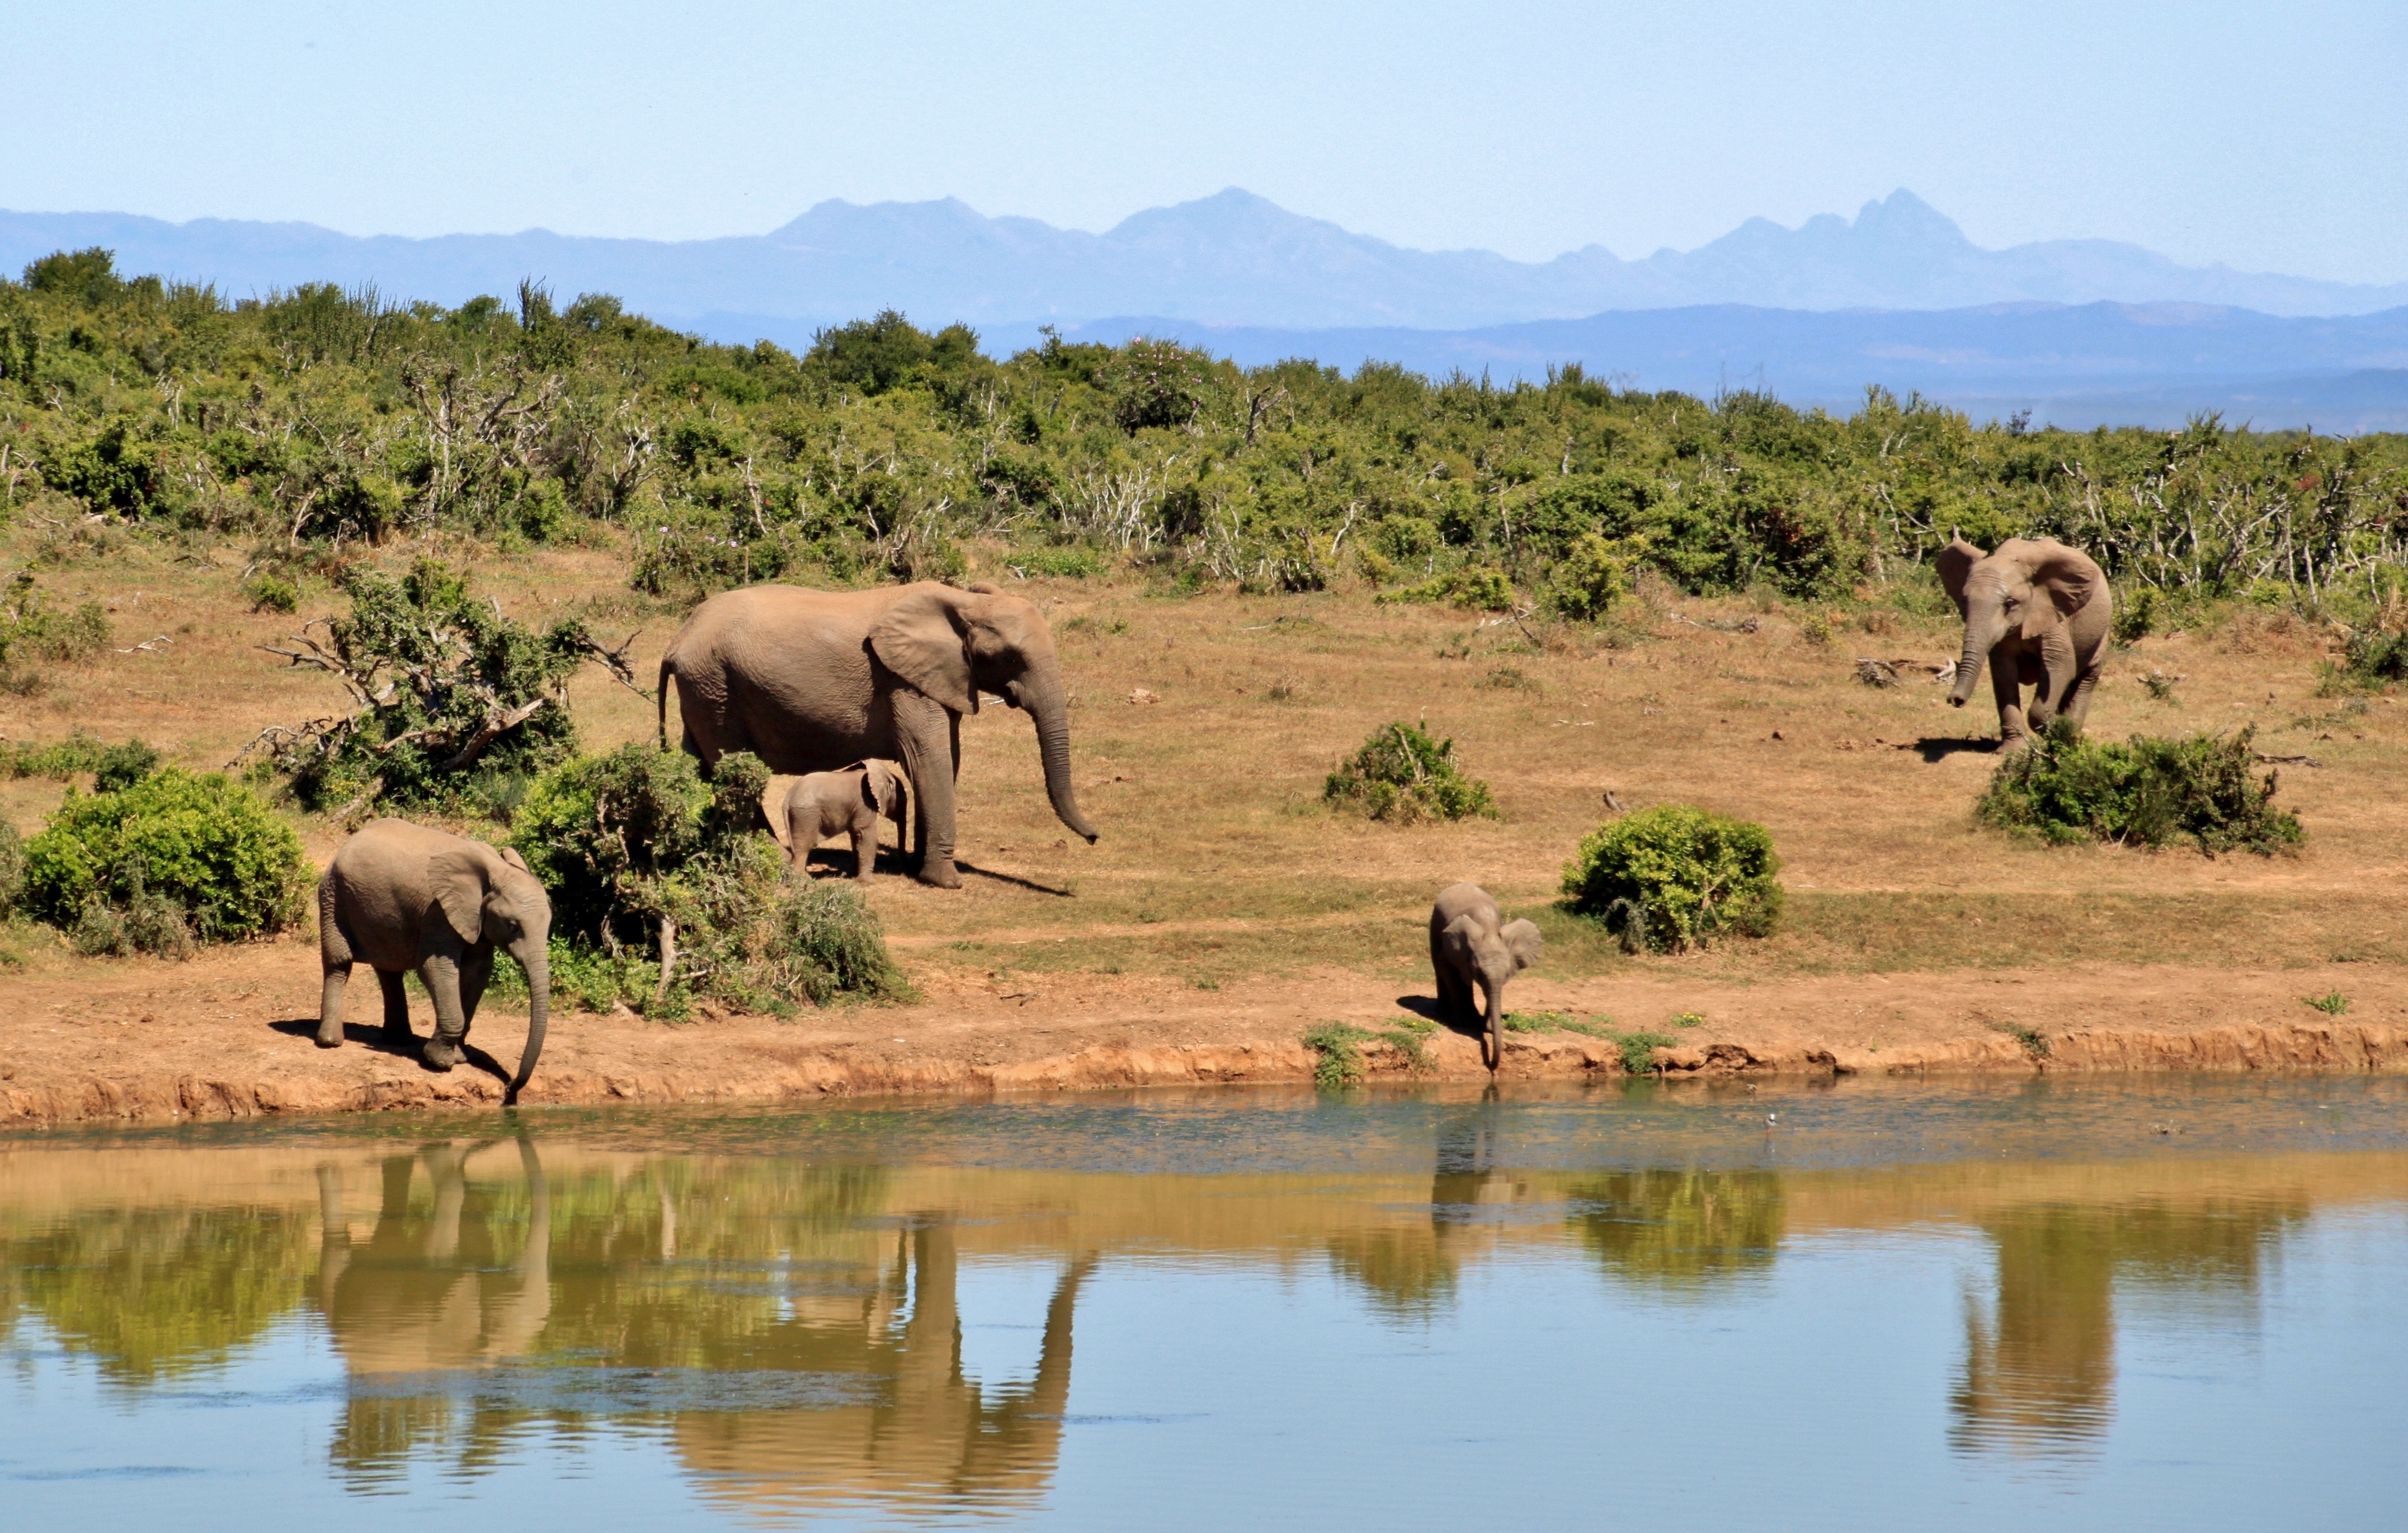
1938,536 -> 2111,747
1429,882 -> 1544,1072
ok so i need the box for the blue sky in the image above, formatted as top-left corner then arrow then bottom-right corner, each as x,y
9,1 -> 2406,283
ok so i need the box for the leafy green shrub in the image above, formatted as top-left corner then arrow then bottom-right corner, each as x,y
1975,725 -> 2302,855
1300,1018 -> 1436,1089
1548,534 -> 1630,622
0,571 -> 111,688
242,570 -> 300,613
0,818 -> 23,920
513,745 -> 900,1010
256,559 -> 627,811
1380,566 -> 1517,612
2113,586 -> 2161,644
91,739 -> 161,792
1560,804 -> 1783,951
2,732 -> 153,783
21,769 -> 309,949
1324,721 -> 1498,824
2331,627 -> 2408,689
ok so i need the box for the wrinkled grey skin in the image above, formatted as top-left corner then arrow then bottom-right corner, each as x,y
659,580 -> 1098,888
1429,881 -> 1544,1072
1940,536 -> 2112,746
316,819 -> 551,1101
781,760 -> 911,880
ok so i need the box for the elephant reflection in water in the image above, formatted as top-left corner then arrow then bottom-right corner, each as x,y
313,1138 -> 550,1478
673,1221 -> 1097,1518
1951,1195 -> 2306,1459
1326,1099 -> 1524,1322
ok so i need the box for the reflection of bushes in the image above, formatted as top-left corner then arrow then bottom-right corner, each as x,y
1569,1169 -> 1785,1293
1324,1228 -> 1457,1321
4,1207 -> 314,1382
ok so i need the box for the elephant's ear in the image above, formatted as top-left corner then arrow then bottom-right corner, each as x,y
428,847 -> 491,946
867,588 -> 977,714
1502,919 -> 1543,971
1440,913 -> 1481,957
1935,537 -> 1983,619
964,581 -> 1005,595
2027,541 -> 2103,628
497,846 -> 530,873
858,765 -> 894,818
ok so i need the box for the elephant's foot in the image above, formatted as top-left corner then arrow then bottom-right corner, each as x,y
313,1022 -> 343,1049
916,858 -> 963,890
421,1035 -> 463,1072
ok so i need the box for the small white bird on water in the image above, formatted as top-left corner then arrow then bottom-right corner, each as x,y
1766,1112 -> 1778,1128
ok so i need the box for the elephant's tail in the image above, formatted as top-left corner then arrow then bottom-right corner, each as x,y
655,653 -> 674,750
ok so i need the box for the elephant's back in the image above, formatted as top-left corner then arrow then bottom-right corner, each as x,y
327,820 -> 449,964
1429,880 -> 1494,932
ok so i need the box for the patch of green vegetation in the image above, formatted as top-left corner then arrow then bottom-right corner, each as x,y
2325,627 -> 2408,691
241,569 -> 300,613
0,570 -> 110,691
1478,666 -> 1538,692
1607,1030 -> 1680,1076
2303,990 -> 2351,1016
1505,1010 -> 1611,1038
1546,534 -> 1631,622
253,558 -> 632,813
1380,566 -> 1517,612
1324,719 -> 1498,824
1976,723 -> 2303,855
1560,803 -> 1783,951
1990,1020 -> 2052,1059
1669,1010 -> 1706,1028
1302,1017 -> 1439,1089
19,768 -> 309,953
1,732 -> 158,788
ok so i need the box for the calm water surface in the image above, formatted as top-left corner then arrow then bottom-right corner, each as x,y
4,1077 -> 2404,1530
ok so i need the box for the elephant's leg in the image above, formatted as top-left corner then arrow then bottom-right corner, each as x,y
376,969 -> 414,1046
2062,663 -> 2103,734
850,808 -> 879,880
458,947 -> 494,1036
1990,646 -> 2031,745
316,959 -> 352,1049
2029,623 -> 2079,735
893,692 -> 962,888
419,953 -> 467,1071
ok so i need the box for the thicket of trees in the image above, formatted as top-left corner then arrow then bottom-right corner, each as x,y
5,246 -> 2406,620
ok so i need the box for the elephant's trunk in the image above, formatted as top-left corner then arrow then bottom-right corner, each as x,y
1482,987 -> 1505,1073
1950,611 -> 2003,708
506,938 -> 549,1105
1026,683 -> 1099,844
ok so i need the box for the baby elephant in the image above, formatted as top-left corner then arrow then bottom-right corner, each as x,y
781,760 -> 910,879
316,819 -> 551,1100
1429,882 -> 1544,1072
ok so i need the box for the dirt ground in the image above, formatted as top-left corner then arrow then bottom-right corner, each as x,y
5,533 -> 2405,1126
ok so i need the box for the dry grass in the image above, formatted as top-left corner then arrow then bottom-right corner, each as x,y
5,528 -> 2404,999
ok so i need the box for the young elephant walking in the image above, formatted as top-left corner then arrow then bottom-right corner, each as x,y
779,760 -> 910,878
1429,882 -> 1544,1072
316,820 -> 552,1101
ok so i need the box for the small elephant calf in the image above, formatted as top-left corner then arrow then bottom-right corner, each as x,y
1429,881 -> 1544,1072
781,760 -> 910,879
317,819 -> 552,1100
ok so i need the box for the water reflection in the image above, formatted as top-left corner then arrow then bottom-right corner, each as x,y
0,1089 -> 2399,1522
1951,1194 -> 2307,1458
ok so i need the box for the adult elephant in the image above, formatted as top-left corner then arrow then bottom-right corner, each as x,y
658,581 -> 1098,888
1940,536 -> 2112,746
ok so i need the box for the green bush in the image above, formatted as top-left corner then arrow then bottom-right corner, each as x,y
1379,566 -> 1517,612
242,570 -> 300,613
2333,627 -> 2408,689
1324,721 -> 1498,824
259,559 -> 610,811
1547,534 -> 1631,622
1560,804 -> 1783,952
510,742 -> 714,948
0,571 -> 111,686
744,877 -> 912,1006
2,732 -> 156,786
0,818 -> 23,920
1975,724 -> 2302,855
21,769 -> 309,949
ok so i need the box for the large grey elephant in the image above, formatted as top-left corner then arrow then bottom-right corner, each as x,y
316,820 -> 550,1100
658,581 -> 1098,888
1940,536 -> 2112,745
1429,882 -> 1543,1072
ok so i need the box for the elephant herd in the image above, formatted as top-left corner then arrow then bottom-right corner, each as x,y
306,537 -> 2108,1096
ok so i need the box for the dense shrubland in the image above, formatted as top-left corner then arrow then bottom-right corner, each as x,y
5,247 -> 2406,629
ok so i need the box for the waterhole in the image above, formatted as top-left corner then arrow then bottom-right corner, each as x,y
4,1076 -> 2403,1530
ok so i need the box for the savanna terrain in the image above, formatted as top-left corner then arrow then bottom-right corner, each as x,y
2,252 -> 2404,1123
4,535 -> 2404,1125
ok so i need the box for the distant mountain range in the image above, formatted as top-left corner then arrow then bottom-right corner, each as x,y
8,189 -> 2408,429
6,189 -> 2406,330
